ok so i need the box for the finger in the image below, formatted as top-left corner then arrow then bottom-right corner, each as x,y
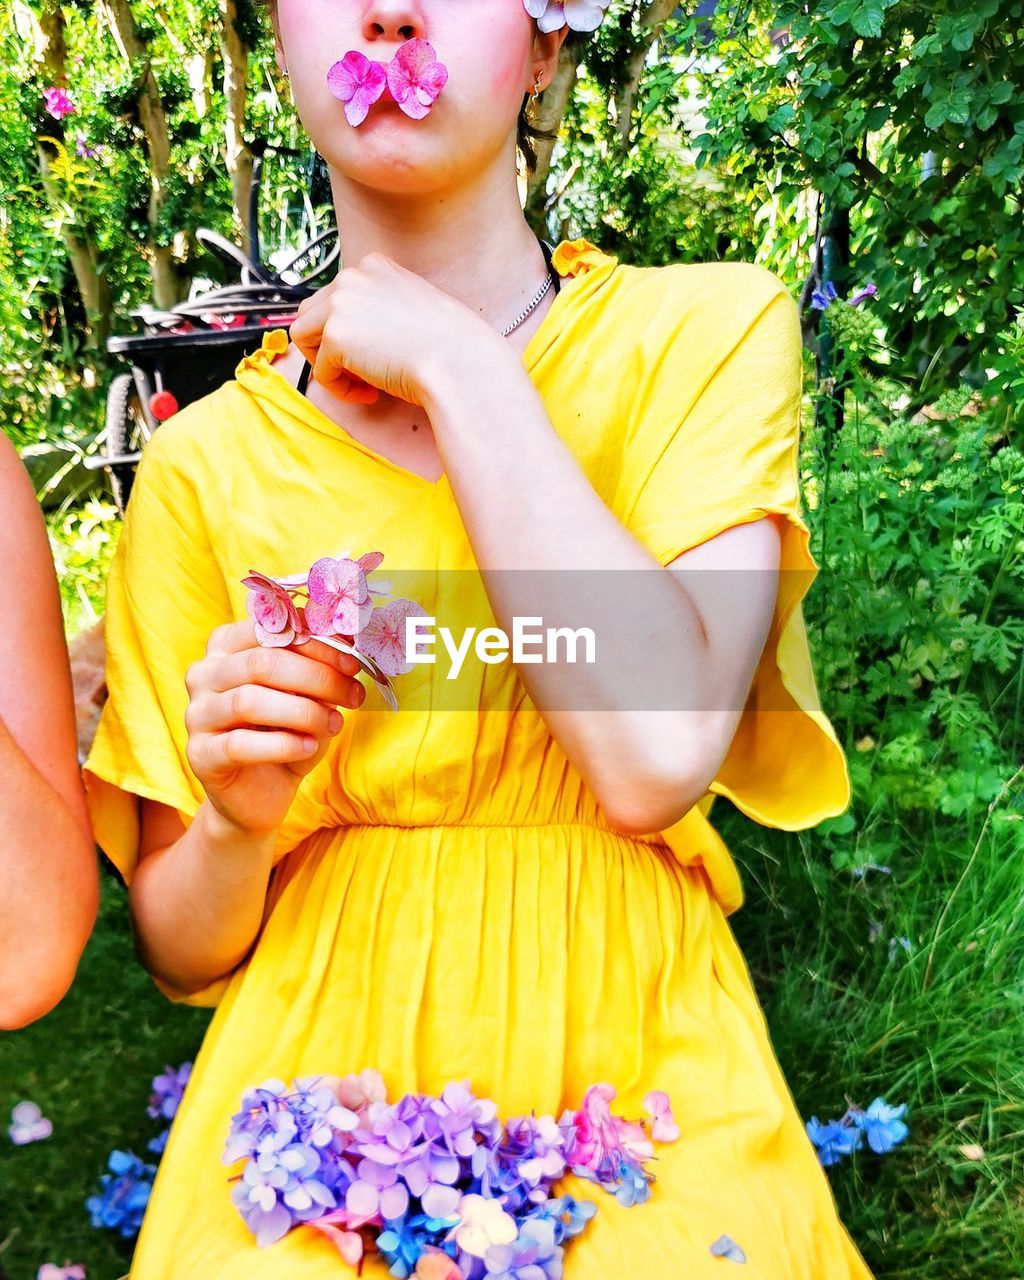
311,335 -> 379,405
289,300 -> 330,364
201,686 -> 346,737
206,645 -> 366,708
197,728 -> 324,773
206,618 -> 259,656
289,635 -> 363,678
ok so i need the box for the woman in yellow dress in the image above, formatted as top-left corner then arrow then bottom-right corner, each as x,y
83,0 -> 871,1275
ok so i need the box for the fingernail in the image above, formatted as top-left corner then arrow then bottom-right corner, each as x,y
349,684 -> 364,708
328,710 -> 343,732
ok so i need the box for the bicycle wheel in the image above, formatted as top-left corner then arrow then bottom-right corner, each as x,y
105,372 -> 151,514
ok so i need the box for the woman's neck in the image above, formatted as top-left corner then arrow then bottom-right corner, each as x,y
327,167 -> 554,338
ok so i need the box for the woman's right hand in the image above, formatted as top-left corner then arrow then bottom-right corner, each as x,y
183,619 -> 366,838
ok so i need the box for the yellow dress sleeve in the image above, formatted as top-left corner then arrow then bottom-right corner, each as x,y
622,264 -> 852,907
82,419 -> 234,1002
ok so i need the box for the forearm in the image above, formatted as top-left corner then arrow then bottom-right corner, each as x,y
0,716 -> 99,1029
422,341 -> 725,830
129,800 -> 277,997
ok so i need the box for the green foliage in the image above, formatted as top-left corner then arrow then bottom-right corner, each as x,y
800,306 -> 1024,825
682,0 -> 1024,396
47,497 -> 121,639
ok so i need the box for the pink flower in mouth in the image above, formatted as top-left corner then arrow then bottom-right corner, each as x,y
326,50 -> 387,127
385,39 -> 449,120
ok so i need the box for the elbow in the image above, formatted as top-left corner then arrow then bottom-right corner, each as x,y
0,857 -> 99,1031
596,764 -> 709,838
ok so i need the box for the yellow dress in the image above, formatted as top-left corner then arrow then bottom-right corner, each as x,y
83,238 -> 871,1278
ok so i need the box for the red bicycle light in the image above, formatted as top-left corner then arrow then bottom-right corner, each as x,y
150,390 -> 179,420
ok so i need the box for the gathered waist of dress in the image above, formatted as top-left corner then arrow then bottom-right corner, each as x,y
328,820 -> 667,846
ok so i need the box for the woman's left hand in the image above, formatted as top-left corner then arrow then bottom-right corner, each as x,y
288,251 -> 497,408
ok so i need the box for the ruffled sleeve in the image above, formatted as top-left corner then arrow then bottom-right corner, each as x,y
82,416 -> 235,1002
621,263 -> 851,905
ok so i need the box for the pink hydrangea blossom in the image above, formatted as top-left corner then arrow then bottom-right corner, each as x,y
385,39 -> 448,120
643,1089 -> 681,1143
241,571 -> 310,648
304,556 -> 375,638
358,598 -> 429,678
326,50 -> 387,127
569,1083 -> 655,1171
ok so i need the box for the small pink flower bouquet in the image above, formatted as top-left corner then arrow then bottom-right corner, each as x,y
242,551 -> 426,712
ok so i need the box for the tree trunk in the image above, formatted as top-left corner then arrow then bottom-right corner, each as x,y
613,0 -> 678,155
21,0 -> 112,348
97,0 -> 186,308
220,0 -> 253,258
523,39 -> 580,235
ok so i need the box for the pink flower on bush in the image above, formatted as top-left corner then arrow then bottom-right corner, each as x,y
43,87 -> 75,119
37,1267 -> 86,1280
385,40 -> 448,120
327,51 -> 387,127
241,571 -> 309,647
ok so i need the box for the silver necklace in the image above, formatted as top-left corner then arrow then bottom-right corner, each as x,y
500,268 -> 557,337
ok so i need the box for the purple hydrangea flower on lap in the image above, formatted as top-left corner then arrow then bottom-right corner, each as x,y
482,1216 -> 564,1279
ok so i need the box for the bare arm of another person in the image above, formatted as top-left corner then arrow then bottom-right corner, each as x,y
0,433 -> 99,1029
127,622 -> 366,998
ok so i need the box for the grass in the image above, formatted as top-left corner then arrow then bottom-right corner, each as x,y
0,875 -> 211,1278
2,782 -> 1022,1278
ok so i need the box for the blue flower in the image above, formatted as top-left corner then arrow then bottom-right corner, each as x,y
853,1098 -> 909,1154
147,1128 -> 170,1156
525,1193 -> 597,1244
805,1117 -> 863,1167
810,280 -> 840,311
611,1157 -> 651,1208
86,1150 -> 156,1238
482,1217 -> 564,1279
377,1213 -> 428,1278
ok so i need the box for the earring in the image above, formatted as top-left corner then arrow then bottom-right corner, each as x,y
528,73 -> 543,105
281,66 -> 290,78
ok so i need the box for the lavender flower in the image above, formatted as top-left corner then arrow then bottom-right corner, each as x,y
848,282 -> 878,307
226,1074 -> 680,1269
147,1062 -> 192,1122
482,1216 -> 564,1279
8,1100 -> 52,1145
